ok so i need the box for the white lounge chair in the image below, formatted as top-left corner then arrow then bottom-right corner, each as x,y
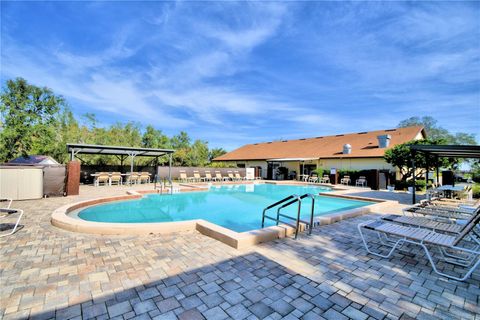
234,171 -> 245,181
0,199 -> 24,237
358,213 -> 480,281
201,171 -> 213,182
214,171 -> 226,182
179,171 -> 189,183
193,171 -> 201,182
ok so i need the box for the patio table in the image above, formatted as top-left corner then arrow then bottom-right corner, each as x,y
434,185 -> 465,198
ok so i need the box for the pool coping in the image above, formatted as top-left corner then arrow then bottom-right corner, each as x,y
51,184 -> 393,249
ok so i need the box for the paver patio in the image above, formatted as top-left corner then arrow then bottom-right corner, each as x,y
1,185 -> 478,319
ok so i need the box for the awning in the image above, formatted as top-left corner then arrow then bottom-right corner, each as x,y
66,143 -> 176,184
67,143 -> 174,157
410,144 -> 480,158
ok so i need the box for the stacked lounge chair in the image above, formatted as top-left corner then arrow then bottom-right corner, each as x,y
358,201 -> 480,281
0,198 -> 24,237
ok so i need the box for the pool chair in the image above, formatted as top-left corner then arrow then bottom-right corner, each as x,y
420,199 -> 479,214
0,199 -> 24,238
404,203 -> 475,221
355,176 -> 367,187
110,172 -> 123,186
380,210 -> 480,237
126,172 -> 140,185
430,197 -> 480,208
234,171 -> 245,181
193,171 -> 202,182
201,171 -> 213,182
358,212 -> 480,281
139,172 -> 151,184
227,171 -> 235,181
179,171 -> 189,183
214,171 -> 223,182
340,175 -> 350,185
94,172 -> 110,186
320,175 -> 330,183
308,175 -> 318,183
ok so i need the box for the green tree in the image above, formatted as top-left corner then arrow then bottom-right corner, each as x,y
171,131 -> 191,166
187,140 -> 209,166
142,125 -> 169,149
170,131 -> 190,149
398,116 -> 476,144
384,139 -> 453,182
209,147 -> 227,161
0,78 -> 67,162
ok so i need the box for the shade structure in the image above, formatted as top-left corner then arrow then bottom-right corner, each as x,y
409,144 -> 480,203
410,145 -> 480,159
67,143 -> 175,184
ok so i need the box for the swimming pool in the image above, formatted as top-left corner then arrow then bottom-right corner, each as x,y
77,184 -> 372,232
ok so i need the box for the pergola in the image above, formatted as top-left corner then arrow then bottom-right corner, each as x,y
67,143 -> 175,182
410,144 -> 480,203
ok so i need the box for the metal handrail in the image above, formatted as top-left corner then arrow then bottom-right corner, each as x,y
261,194 -> 299,229
276,193 -> 316,238
154,176 -> 174,195
164,177 -> 173,194
261,193 -> 317,239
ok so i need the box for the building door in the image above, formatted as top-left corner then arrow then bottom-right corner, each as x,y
302,164 -> 317,176
267,163 -> 280,180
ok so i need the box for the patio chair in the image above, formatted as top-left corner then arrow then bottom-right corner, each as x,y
430,197 -> 480,207
139,172 -> 151,184
110,172 -> 123,186
308,175 -> 318,183
215,171 -> 225,182
193,171 -> 201,182
227,171 -> 235,181
201,171 -> 213,182
320,175 -> 330,183
405,203 -> 475,221
126,172 -> 140,185
355,176 -> 367,187
234,171 -> 245,181
94,172 -> 110,186
358,212 -> 480,281
381,209 -> 480,236
179,170 -> 189,183
421,199 -> 479,214
1,199 -> 24,237
340,175 -> 350,185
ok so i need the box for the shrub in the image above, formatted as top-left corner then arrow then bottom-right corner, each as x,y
313,168 -> 326,177
472,184 -> 480,199
394,179 -> 432,191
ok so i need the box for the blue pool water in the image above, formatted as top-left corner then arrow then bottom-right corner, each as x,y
77,184 -> 372,232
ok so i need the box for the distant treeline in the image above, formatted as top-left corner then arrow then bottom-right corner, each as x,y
0,78 -> 228,166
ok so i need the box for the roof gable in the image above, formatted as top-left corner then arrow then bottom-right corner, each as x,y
214,126 -> 425,161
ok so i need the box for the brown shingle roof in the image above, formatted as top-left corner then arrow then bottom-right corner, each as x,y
214,126 -> 425,161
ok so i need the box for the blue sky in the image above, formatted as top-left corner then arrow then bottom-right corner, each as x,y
1,1 -> 479,150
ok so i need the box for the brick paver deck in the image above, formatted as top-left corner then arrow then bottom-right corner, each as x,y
1,185 -> 478,319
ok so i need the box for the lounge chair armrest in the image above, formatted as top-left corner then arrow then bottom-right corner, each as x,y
0,208 -> 19,214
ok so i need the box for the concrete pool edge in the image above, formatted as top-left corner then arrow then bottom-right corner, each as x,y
51,187 -> 392,249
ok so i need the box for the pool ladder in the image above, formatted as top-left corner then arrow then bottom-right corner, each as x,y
261,193 -> 316,239
154,176 -> 174,195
